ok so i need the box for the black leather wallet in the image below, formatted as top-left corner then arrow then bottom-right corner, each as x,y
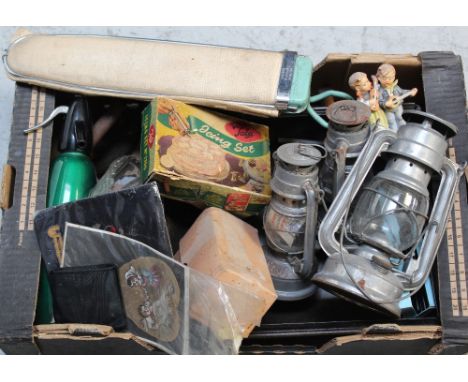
49,264 -> 127,330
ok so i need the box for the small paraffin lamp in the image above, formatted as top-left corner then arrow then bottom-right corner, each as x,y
320,100 -> 372,202
313,110 -> 463,317
263,143 -> 325,301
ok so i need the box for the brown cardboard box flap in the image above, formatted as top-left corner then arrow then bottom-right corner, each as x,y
314,53 -> 420,70
33,324 -> 155,351
317,324 -> 442,353
34,323 -> 115,337
0,164 -> 14,210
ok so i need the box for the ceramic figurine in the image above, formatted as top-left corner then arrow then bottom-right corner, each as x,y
348,72 -> 388,129
376,63 -> 418,131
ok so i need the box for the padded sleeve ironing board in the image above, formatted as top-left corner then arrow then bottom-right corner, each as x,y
3,34 -> 311,117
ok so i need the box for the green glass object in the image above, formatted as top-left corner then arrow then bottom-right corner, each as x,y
46,152 -> 96,207
35,264 -> 55,325
35,97 -> 96,324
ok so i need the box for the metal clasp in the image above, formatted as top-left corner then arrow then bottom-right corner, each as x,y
23,105 -> 69,134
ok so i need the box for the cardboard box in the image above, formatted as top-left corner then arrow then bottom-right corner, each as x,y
1,52 -> 468,354
141,97 -> 271,216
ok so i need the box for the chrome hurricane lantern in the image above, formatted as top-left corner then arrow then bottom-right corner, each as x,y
320,100 -> 372,202
263,142 -> 325,301
313,110 -> 464,317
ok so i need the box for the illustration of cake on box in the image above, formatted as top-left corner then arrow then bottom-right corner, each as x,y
156,98 -> 271,194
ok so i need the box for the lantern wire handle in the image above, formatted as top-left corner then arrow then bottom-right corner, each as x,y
297,143 -> 327,161
318,189 -> 328,213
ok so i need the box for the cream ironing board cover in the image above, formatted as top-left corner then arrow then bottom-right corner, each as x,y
4,34 -> 284,116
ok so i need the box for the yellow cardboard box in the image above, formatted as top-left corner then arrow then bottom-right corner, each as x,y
141,98 -> 271,215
